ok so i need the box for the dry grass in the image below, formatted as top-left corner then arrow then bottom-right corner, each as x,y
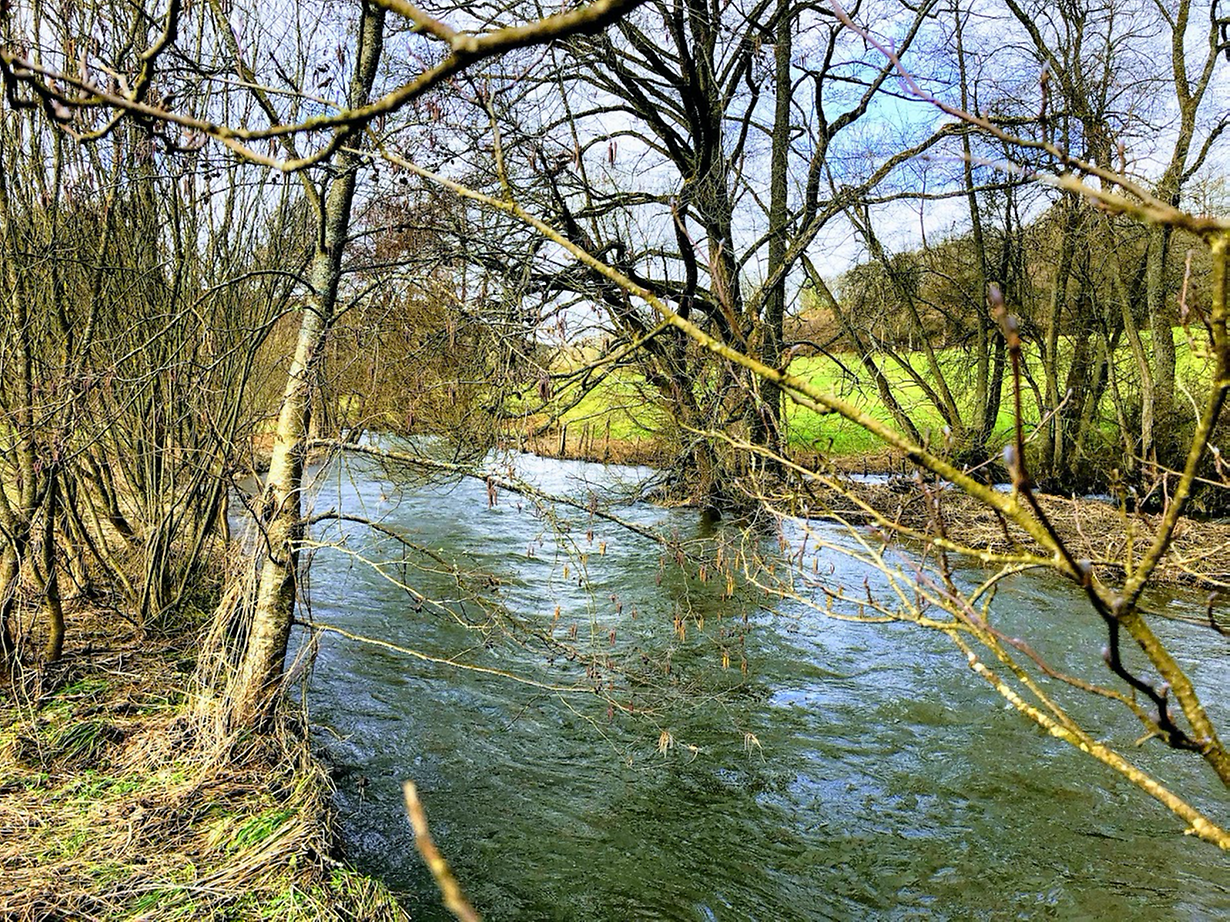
785,477 -> 1230,590
510,432 -> 670,467
0,606 -> 407,922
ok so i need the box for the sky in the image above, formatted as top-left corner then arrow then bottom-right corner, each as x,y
9,0 -> 1227,342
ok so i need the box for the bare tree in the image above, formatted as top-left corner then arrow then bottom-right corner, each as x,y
447,0 -> 947,507
377,0 -> 1230,834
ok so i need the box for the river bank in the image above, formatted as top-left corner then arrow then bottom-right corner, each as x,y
0,602 -> 407,921
774,477 -> 1230,590
508,432 -> 905,474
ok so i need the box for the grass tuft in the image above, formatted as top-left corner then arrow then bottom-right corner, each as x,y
0,605 -> 407,922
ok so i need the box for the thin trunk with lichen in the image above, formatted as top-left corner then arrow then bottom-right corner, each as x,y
229,4 -> 385,728
0,145 -> 38,666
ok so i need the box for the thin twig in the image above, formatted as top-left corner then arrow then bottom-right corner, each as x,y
402,781 -> 481,922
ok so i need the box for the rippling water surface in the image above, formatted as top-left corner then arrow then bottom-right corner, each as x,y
289,450 -> 1228,920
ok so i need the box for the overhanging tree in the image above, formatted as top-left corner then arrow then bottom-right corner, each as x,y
448,0 -> 944,506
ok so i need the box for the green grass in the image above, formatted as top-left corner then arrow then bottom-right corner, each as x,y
558,368 -> 665,440
227,806 -> 297,852
50,718 -> 124,767
784,349 -> 1024,455
533,329 -> 1217,460
53,771 -> 144,803
46,676 -> 111,707
1,648 -> 408,922
501,364 -> 665,442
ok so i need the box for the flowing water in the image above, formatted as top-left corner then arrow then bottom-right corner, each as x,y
288,450 -> 1228,920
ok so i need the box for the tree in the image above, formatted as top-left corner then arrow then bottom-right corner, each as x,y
0,71 -> 305,663
5,0 -> 1227,855
993,0 -> 1226,477
451,0 -> 944,506
381,0 -> 1230,845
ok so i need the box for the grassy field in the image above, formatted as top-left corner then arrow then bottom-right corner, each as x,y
555,368 -> 666,442
538,330 -> 1213,461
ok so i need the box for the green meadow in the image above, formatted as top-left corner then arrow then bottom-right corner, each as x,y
543,330 -> 1213,459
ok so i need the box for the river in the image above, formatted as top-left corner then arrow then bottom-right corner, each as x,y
285,450 -> 1228,920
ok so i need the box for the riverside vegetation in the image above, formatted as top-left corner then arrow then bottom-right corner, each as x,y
0,602 -> 407,921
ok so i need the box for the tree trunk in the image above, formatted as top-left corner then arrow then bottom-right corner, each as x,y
756,0 -> 793,463
0,548 -> 18,664
1110,248 -> 1154,474
229,3 -> 385,728
41,473 -> 65,663
0,144 -> 40,667
954,5 -> 992,456
1040,196 -> 1078,478
1146,221 -> 1178,468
